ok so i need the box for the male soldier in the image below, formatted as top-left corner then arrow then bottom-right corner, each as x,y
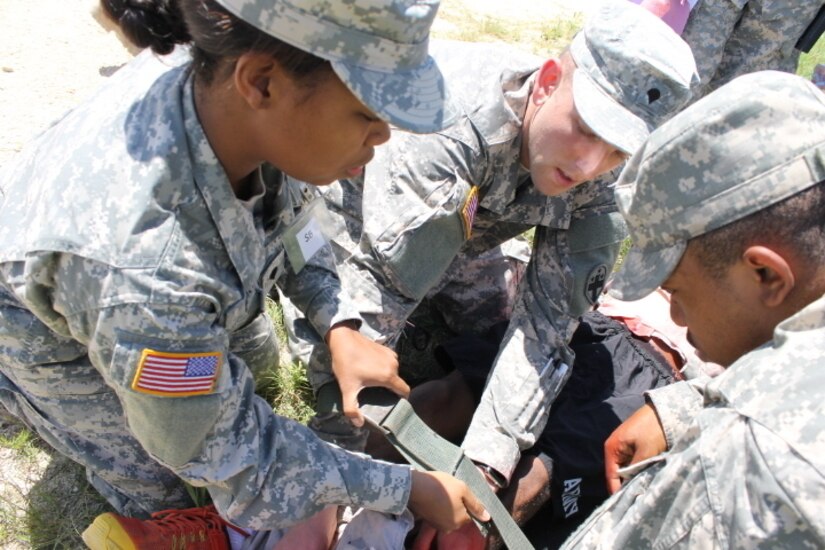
289,1 -> 696,484
561,71 -> 825,547
283,0 -> 699,495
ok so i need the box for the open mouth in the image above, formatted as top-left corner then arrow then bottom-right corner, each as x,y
555,167 -> 575,187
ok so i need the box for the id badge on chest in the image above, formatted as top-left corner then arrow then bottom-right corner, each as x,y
282,197 -> 332,274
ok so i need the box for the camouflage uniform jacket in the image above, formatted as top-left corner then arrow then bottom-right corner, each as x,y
317,40 -> 627,481
562,294 -> 825,548
0,50 -> 410,527
682,0 -> 825,99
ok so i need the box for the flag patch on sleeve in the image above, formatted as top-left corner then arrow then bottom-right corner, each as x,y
132,350 -> 222,397
461,185 -> 479,239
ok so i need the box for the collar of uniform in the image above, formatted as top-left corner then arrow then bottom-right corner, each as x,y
182,70 -> 265,293
705,292 -> 825,475
478,70 -> 537,214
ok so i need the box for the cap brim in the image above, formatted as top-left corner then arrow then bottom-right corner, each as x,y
608,241 -> 686,301
332,56 -> 458,134
572,69 -> 649,155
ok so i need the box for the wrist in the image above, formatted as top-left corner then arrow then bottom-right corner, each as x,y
474,462 -> 506,491
325,319 -> 361,344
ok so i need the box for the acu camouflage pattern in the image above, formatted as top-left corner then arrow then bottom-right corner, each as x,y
294,14 -> 698,478
216,0 -> 455,133
565,72 -> 825,548
681,0 -> 825,99
610,71 -> 825,301
0,49 -> 411,527
563,294 -> 825,548
284,39 -> 630,480
569,0 -> 698,154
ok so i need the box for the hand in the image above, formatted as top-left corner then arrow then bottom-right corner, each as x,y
408,471 -> 489,534
410,521 -> 486,550
272,505 -> 337,550
326,322 -> 410,427
604,403 -> 667,494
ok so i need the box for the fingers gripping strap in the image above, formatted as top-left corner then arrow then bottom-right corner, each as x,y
364,395 -> 534,550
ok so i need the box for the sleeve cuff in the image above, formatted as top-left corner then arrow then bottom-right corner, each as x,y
347,460 -> 412,516
645,381 -> 703,450
462,429 -> 521,485
306,298 -> 363,338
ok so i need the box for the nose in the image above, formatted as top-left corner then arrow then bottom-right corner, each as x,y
572,138 -> 612,180
366,120 -> 391,147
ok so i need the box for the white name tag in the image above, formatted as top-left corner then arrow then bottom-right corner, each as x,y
297,216 -> 325,263
283,198 -> 330,274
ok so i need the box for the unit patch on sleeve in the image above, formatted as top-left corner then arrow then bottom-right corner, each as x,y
461,185 -> 480,239
585,264 -> 608,305
132,350 -> 222,397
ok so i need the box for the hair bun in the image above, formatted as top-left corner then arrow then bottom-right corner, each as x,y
100,0 -> 190,55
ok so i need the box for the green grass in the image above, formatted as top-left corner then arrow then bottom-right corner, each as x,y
432,3 -> 582,56
260,298 -> 316,424
18,457 -> 110,548
0,429 -> 39,459
797,33 -> 825,79
0,416 -> 111,549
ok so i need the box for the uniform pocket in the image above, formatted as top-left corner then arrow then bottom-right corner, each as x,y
376,177 -> 473,301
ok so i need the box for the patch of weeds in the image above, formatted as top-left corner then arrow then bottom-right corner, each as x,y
451,16 -> 522,44
433,9 -> 584,57
537,14 -> 584,55
24,455 -> 111,549
259,297 -> 315,424
797,33 -> 825,80
0,429 -> 39,461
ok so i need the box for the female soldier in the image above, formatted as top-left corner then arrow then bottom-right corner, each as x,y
0,0 -> 484,547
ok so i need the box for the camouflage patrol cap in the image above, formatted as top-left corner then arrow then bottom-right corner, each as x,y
569,0 -> 698,155
610,71 -> 825,301
214,0 -> 455,133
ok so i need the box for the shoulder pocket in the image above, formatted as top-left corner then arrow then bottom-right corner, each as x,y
377,177 -> 472,301
565,211 -> 627,313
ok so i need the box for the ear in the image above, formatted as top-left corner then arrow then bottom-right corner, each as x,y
233,52 -> 279,110
531,58 -> 563,106
741,245 -> 795,308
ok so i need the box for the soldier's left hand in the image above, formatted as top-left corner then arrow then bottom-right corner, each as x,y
326,322 -> 410,427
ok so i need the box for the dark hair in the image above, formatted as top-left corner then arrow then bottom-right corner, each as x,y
692,181 -> 825,278
100,0 -> 331,85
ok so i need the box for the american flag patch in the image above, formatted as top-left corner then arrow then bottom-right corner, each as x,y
132,350 -> 222,397
460,186 -> 479,239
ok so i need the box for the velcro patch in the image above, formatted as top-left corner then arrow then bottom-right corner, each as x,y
132,350 -> 221,397
460,186 -> 479,239
585,264 -> 608,305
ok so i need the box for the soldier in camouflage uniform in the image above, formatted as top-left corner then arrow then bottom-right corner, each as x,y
562,71 -> 825,548
681,0 -> 825,99
0,0 -> 488,548
285,0 -> 700,486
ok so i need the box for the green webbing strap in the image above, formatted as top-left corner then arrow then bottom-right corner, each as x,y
359,388 -> 534,550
